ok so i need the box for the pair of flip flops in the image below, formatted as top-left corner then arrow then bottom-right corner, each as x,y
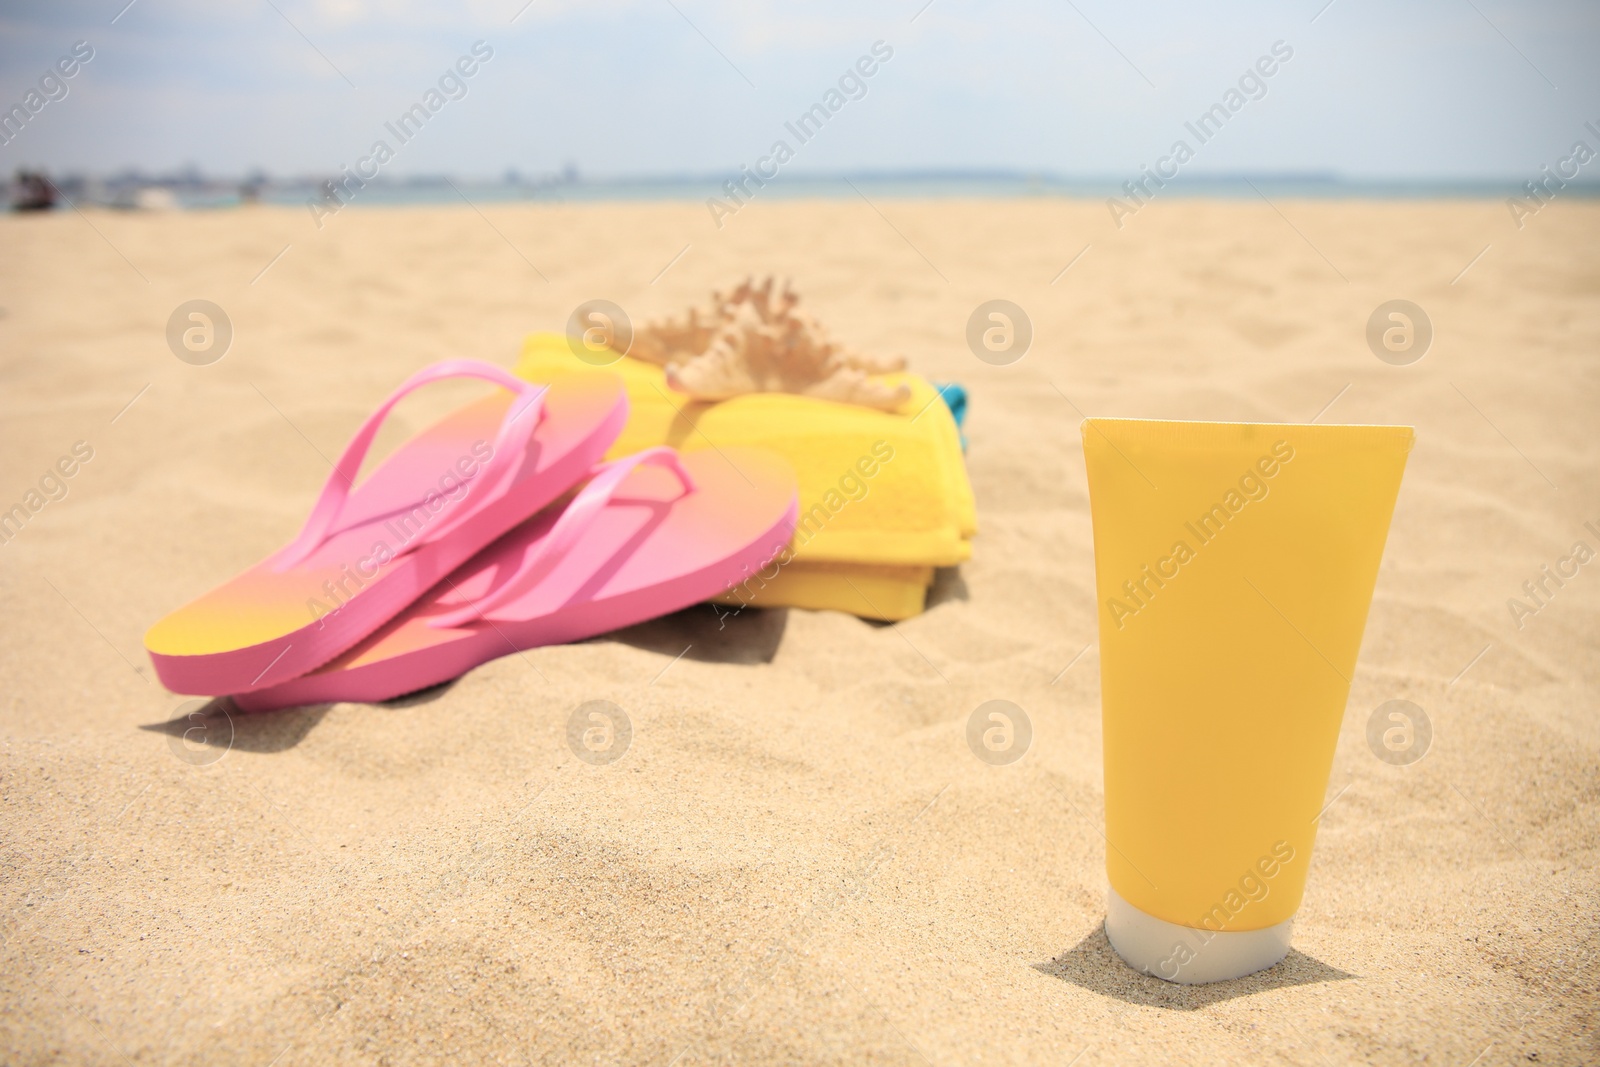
144,361 -> 798,711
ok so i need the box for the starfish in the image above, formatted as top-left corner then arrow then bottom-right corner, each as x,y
632,277 -> 910,411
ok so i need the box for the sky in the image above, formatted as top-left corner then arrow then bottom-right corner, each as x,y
0,0 -> 1596,182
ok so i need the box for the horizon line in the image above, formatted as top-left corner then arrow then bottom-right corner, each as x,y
17,167 -> 1599,189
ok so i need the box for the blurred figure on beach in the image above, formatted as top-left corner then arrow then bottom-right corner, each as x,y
10,170 -> 55,212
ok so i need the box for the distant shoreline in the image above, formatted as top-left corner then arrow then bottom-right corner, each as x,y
18,171 -> 1600,211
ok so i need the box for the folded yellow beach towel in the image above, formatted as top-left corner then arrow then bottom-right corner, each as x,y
720,560 -> 937,621
515,332 -> 975,619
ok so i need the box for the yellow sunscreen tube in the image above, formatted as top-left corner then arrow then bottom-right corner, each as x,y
1082,419 -> 1412,984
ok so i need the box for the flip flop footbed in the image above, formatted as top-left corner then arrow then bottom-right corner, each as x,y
234,446 -> 797,710
146,369 -> 627,694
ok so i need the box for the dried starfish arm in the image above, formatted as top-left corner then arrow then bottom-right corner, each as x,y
629,333 -> 674,366
800,368 -> 912,411
633,305 -> 725,365
663,338 -> 763,401
833,348 -> 907,374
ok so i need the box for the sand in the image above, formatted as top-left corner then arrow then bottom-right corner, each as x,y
1,195 -> 1596,1065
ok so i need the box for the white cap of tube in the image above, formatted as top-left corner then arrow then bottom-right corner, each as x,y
1104,885 -> 1294,984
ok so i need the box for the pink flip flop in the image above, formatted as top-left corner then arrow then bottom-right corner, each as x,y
145,361 -> 628,695
232,445 -> 798,711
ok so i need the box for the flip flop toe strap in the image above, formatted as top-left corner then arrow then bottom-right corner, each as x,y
272,360 -> 545,572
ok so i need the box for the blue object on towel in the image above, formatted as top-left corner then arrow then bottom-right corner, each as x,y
932,381 -> 968,451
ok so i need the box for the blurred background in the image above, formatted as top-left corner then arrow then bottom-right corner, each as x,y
3,0 -> 1598,207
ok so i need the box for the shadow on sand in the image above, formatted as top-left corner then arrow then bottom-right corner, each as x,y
139,678 -> 463,755
925,566 -> 969,610
1033,923 -> 1355,1010
605,603 -> 788,665
140,697 -> 331,754
137,602 -> 784,754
